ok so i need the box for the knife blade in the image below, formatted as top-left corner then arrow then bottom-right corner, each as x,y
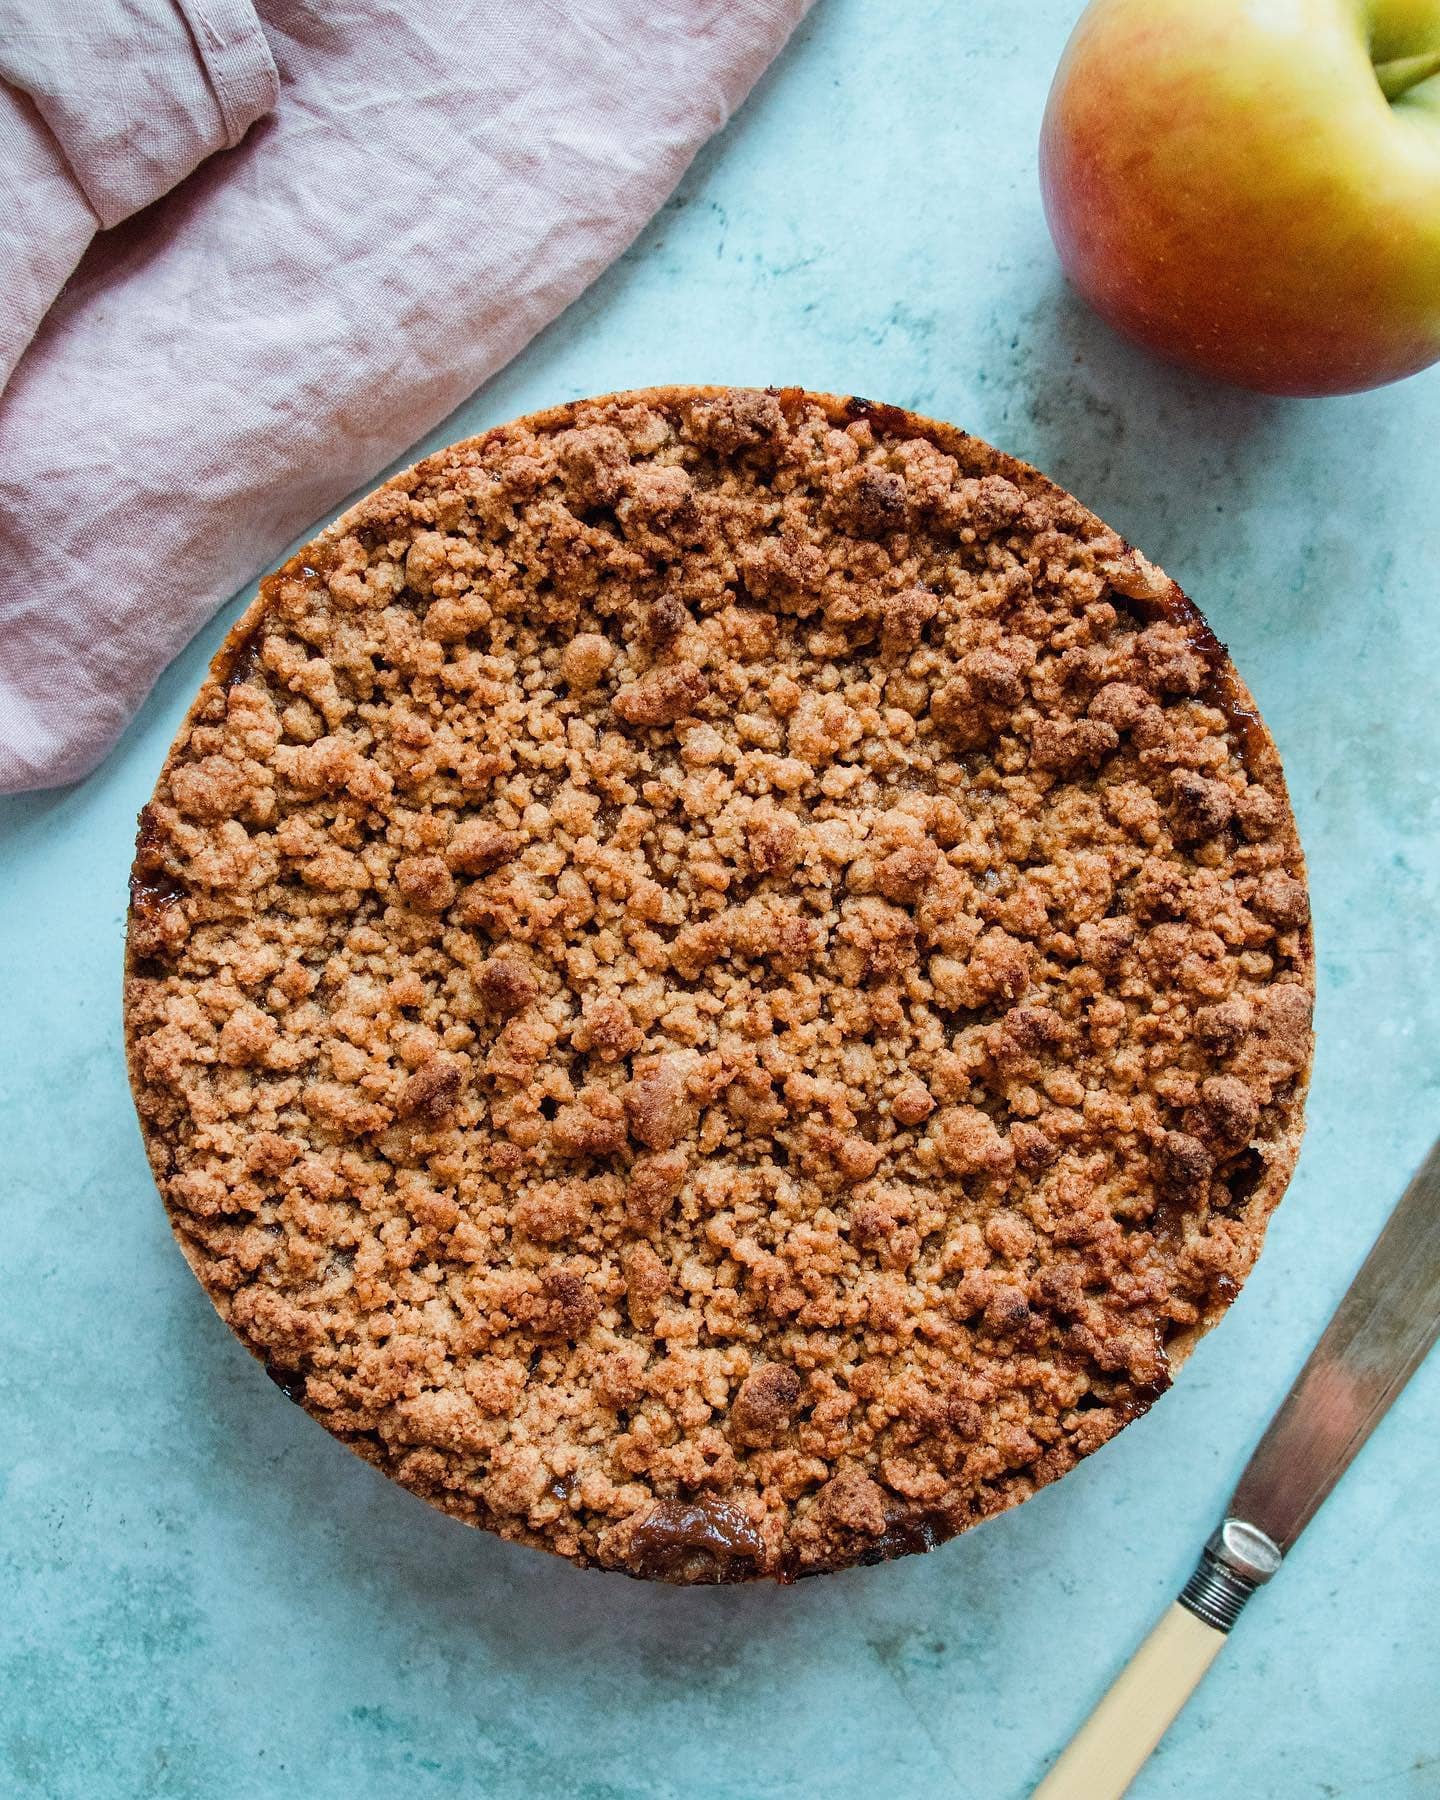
1035,1134 -> 1440,1799
1187,1132 -> 1440,1618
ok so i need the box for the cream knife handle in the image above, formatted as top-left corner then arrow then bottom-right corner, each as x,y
1031,1603 -> 1224,1799
1033,1521 -> 1282,1800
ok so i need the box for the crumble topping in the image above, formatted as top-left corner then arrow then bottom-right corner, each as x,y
125,387 -> 1313,1582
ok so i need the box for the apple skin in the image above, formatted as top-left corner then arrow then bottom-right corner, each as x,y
1040,0 -> 1440,396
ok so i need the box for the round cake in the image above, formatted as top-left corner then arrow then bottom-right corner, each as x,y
125,387 -> 1313,1582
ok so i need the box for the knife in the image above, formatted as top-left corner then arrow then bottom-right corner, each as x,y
1034,1135 -> 1440,1799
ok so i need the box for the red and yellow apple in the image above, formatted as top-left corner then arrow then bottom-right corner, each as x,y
1040,0 -> 1440,395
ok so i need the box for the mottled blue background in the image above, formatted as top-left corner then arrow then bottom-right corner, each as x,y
3,2 -> 1439,1794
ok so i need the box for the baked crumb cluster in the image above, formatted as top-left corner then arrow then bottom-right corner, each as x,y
125,388 -> 1312,1581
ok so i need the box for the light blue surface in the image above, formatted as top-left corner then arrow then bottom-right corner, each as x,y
3,2 -> 1439,1795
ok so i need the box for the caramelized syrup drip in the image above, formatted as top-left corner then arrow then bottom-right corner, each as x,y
843,393 -> 923,439
127,802 -> 185,947
628,1498 -> 765,1579
1112,582 -> 1269,769
220,623 -> 265,691
265,1363 -> 307,1404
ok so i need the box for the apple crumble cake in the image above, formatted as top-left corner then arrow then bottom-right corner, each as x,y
125,387 -> 1313,1581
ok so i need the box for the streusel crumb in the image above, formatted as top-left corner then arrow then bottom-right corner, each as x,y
125,388 -> 1312,1582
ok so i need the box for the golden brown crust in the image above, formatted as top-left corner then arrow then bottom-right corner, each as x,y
124,386 -> 1313,1582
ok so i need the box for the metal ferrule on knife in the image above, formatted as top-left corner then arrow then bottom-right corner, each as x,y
1178,1518 -> 1283,1633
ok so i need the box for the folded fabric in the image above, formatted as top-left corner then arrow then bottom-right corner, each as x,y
0,0 -> 811,793
0,0 -> 279,385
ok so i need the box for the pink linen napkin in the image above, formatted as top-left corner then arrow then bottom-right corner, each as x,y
0,0 -> 811,793
0,0 -> 280,385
